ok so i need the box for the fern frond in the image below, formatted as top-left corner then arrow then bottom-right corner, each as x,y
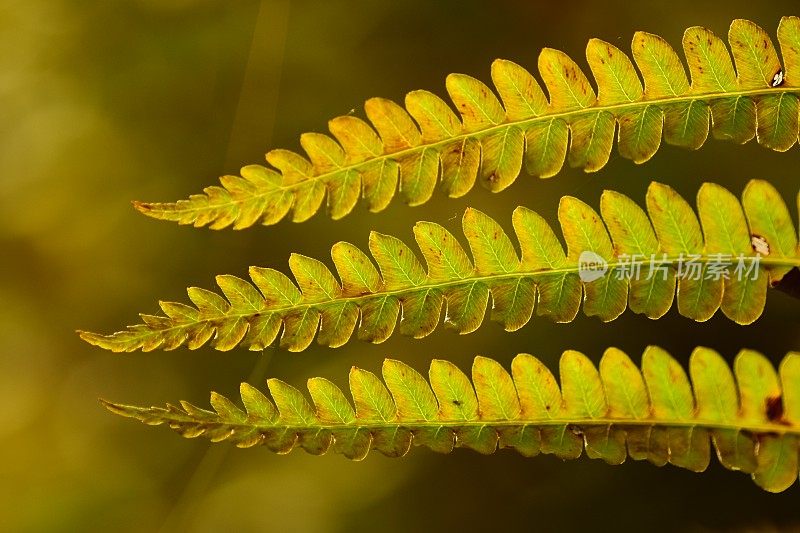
102,346 -> 800,492
79,180 -> 800,353
135,17 -> 800,229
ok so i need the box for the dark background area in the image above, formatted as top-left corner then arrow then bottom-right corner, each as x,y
2,0 -> 799,531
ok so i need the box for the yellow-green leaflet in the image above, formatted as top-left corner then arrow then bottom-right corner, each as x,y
102,346 -> 800,493
134,17 -> 800,229
79,180 -> 800,354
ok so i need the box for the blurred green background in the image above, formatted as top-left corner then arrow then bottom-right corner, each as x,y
2,0 -> 800,531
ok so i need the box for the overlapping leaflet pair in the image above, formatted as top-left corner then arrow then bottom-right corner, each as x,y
84,18 -> 800,491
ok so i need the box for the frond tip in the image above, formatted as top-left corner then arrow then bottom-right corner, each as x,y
80,179 -> 800,354
136,17 -> 800,228
103,346 -> 800,492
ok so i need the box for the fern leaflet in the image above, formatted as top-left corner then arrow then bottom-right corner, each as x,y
135,17 -> 800,229
79,180 -> 800,353
103,346 -> 800,493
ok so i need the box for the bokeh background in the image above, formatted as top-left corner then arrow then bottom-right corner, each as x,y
2,0 -> 800,531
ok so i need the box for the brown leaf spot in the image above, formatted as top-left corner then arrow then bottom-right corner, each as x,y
766,395 -> 784,423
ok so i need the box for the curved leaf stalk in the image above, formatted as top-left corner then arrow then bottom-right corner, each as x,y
103,346 -> 800,493
136,17 -> 800,228
79,180 -> 800,353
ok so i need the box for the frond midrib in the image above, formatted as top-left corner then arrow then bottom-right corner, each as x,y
149,85 -> 800,214
115,406 -> 800,436
120,255 -> 800,340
